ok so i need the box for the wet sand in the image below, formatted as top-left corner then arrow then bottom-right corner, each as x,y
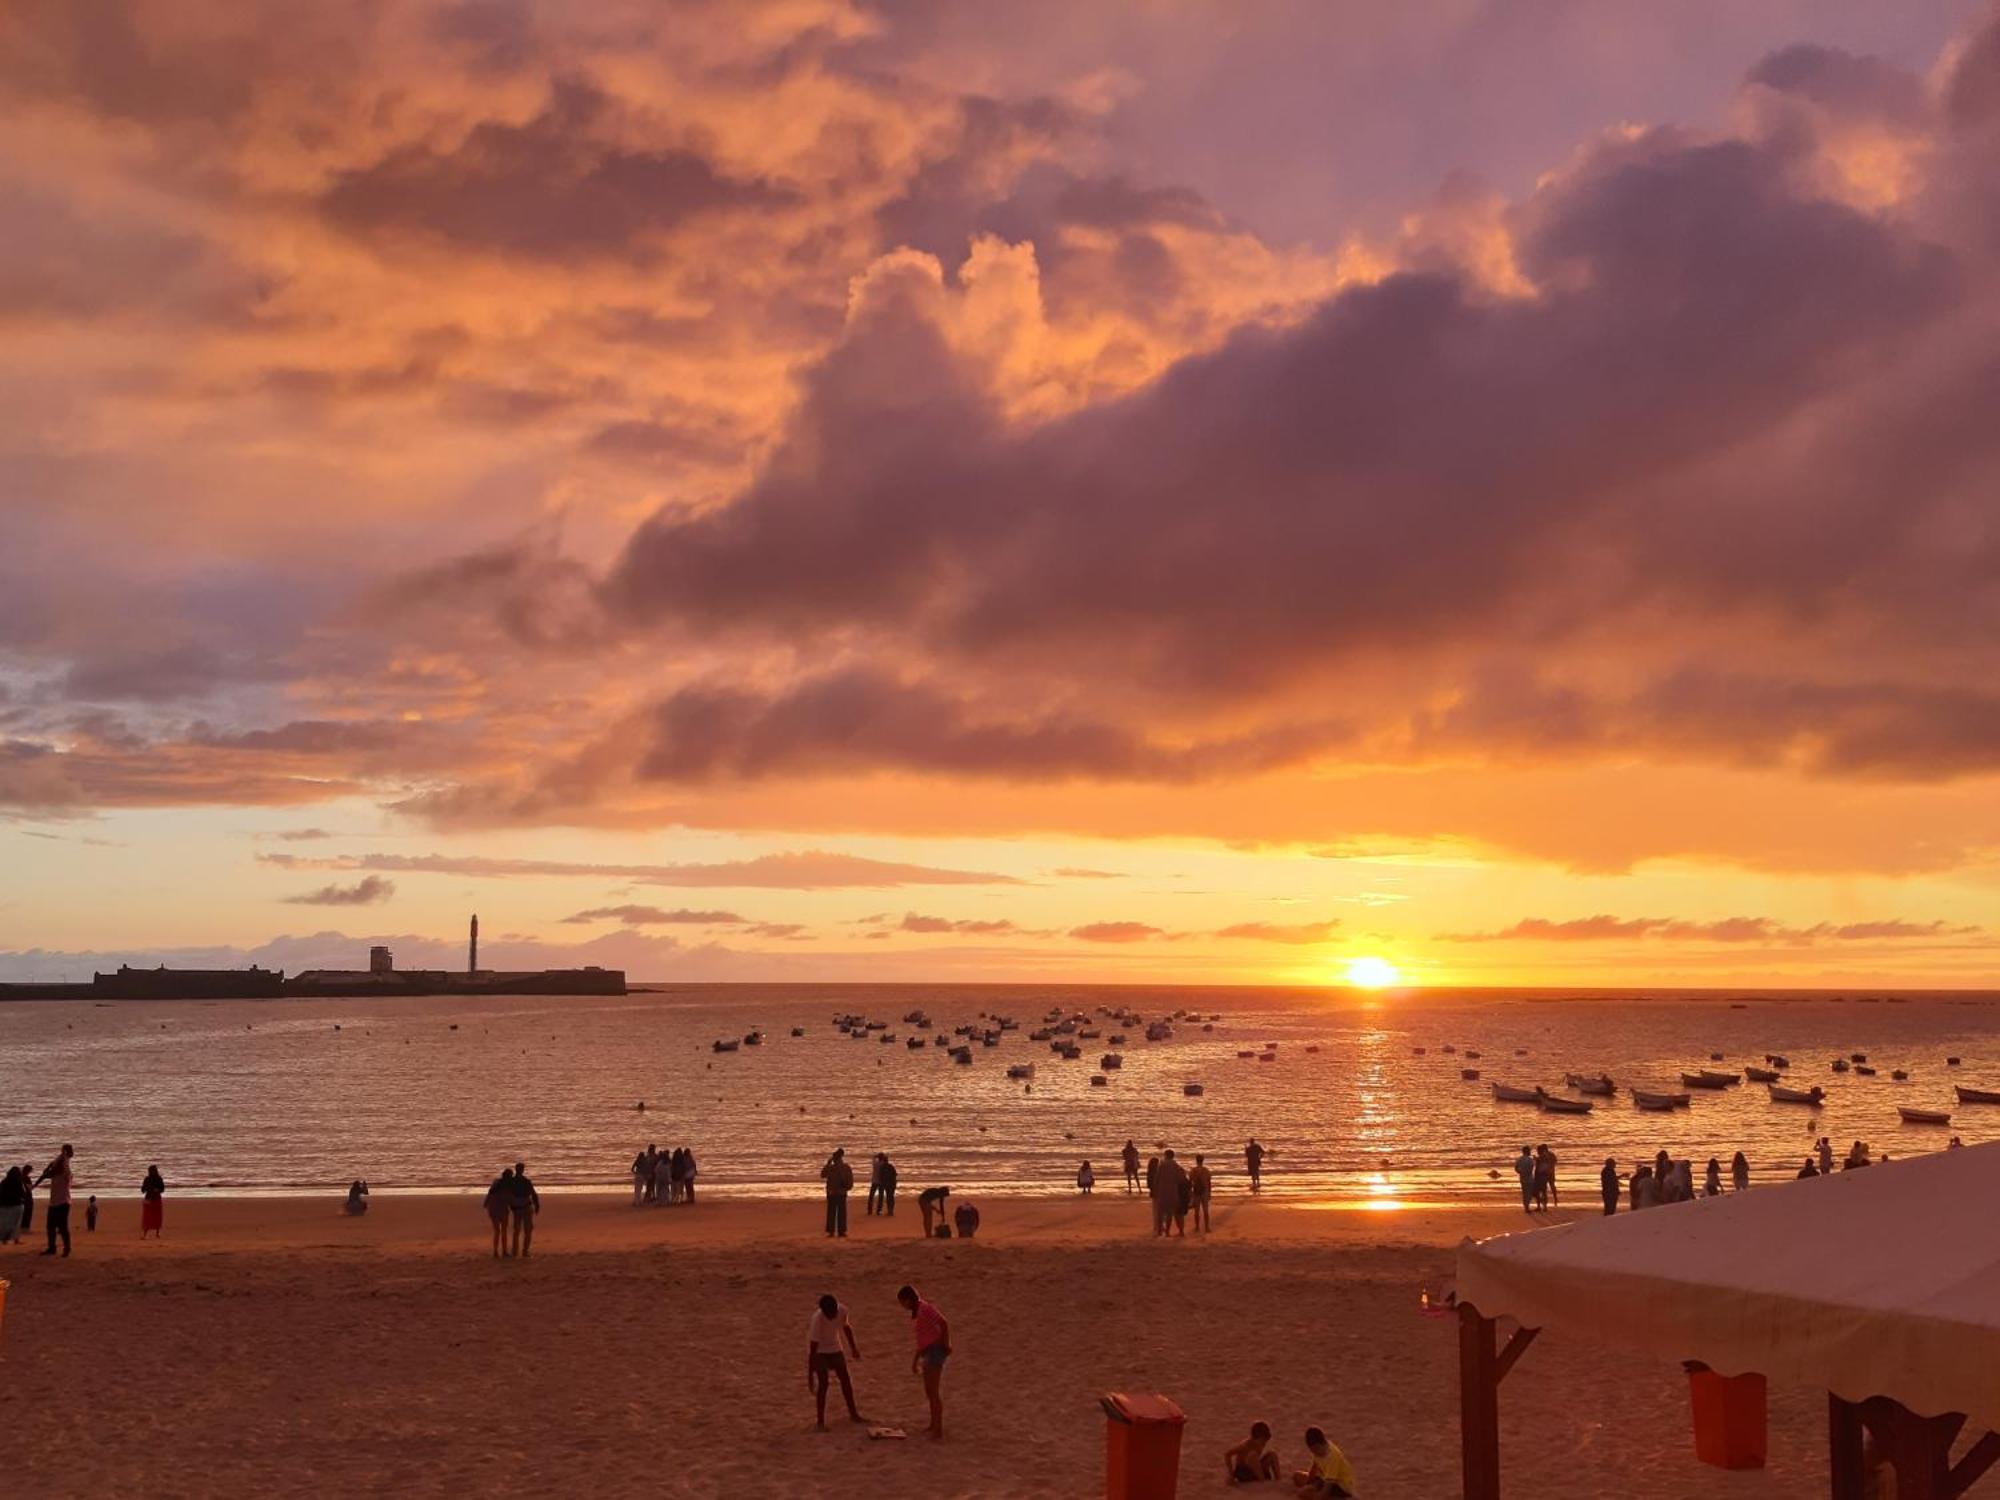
1,1192 -> 1835,1496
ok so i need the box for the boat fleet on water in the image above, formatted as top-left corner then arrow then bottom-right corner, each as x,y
1474,1045 -> 1988,1127
704,1003 -> 1226,1095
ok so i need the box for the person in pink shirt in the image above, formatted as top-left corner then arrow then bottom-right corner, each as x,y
36,1143 -> 75,1257
897,1284 -> 951,1439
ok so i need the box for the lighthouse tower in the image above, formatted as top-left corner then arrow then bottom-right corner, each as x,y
469,913 -> 479,974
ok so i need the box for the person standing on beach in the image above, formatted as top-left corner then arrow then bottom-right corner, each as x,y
1704,1158 -> 1722,1197
1818,1136 -> 1834,1175
681,1147 -> 699,1204
140,1164 -> 165,1239
1151,1151 -> 1187,1237
36,1144 -> 75,1256
508,1160 -> 540,1258
806,1293 -> 864,1430
897,1284 -> 950,1439
1512,1147 -> 1534,1213
1122,1141 -> 1141,1193
1189,1154 -> 1213,1232
1532,1145 -> 1558,1210
877,1154 -> 896,1216
820,1149 -> 854,1238
1600,1158 -> 1619,1215
1245,1139 -> 1265,1192
1731,1151 -> 1750,1192
867,1153 -> 887,1216
1077,1160 -> 1095,1195
484,1167 -> 513,1256
0,1165 -> 24,1244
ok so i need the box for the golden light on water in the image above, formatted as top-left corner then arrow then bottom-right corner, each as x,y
1345,955 -> 1402,989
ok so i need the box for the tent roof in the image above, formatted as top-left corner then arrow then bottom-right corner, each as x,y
1456,1142 -> 2000,1431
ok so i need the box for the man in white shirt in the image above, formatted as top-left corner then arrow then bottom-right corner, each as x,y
807,1293 -> 864,1429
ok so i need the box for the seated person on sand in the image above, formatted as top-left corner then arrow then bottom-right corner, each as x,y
345,1179 -> 369,1215
1224,1422 -> 1280,1483
952,1201 -> 980,1239
1292,1427 -> 1356,1496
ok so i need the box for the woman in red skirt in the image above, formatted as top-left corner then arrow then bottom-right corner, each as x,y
140,1164 -> 165,1238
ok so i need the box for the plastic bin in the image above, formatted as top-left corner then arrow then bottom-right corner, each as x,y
1101,1392 -> 1185,1500
1685,1363 -> 1767,1469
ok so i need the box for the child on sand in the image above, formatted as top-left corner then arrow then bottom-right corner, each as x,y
1077,1160 -> 1094,1195
86,1195 -> 99,1233
1224,1422 -> 1280,1483
1293,1427 -> 1356,1495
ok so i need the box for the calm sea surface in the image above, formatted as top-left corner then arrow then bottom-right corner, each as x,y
5,985 -> 1998,1205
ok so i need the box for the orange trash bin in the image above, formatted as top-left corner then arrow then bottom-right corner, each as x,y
1685,1362 -> 1767,1469
1101,1392 -> 1186,1500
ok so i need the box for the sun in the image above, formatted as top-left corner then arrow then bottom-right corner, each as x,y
1344,955 -> 1402,989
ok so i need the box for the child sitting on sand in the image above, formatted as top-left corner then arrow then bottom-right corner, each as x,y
1293,1427 -> 1356,1495
1224,1422 -> 1279,1483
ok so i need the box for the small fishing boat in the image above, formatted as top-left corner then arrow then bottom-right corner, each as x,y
1491,1083 -> 1541,1104
1769,1084 -> 1825,1104
1006,1064 -> 1035,1080
906,1037 -> 925,1049
1709,1052 -> 1725,1062
1540,1095 -> 1593,1115
1832,1059 -> 1851,1073
1744,1066 -> 1780,1083
1632,1090 -> 1691,1110
1766,1054 -> 1791,1068
1412,1046 -> 1427,1056
1680,1071 -> 1736,1090
1851,1052 -> 1868,1063
1899,1107 -> 1952,1125
1257,1052 -> 1276,1063
1948,1056 -> 1963,1067
1441,1044 -> 1457,1054
711,1039 -> 739,1053
1090,1074 -> 1108,1087
1109,1034 -> 1127,1046
1564,1072 -> 1615,1095
1236,1050 -> 1257,1059
1464,1049 -> 1482,1060
1891,1070 -> 1909,1081
951,1047 -> 973,1065
1854,1064 -> 1877,1077
1100,1053 -> 1124,1071
1954,1086 -> 2000,1105
1461,1068 -> 1482,1081
743,1031 -> 764,1046
1183,1083 -> 1204,1097
1304,1045 -> 1321,1055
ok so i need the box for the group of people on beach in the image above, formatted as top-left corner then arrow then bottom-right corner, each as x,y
630,1143 -> 698,1206
0,1146 -> 163,1252
1223,1421 -> 1357,1493
1113,1143 -> 1215,1236
818,1149 -> 978,1239
1607,1148 -> 1752,1211
805,1284 -> 953,1440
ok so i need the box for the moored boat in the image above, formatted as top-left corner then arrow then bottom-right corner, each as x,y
1898,1106 -> 1951,1125
1954,1086 -> 2000,1105
1632,1089 -> 1691,1110
1769,1084 -> 1824,1104
1183,1083 -> 1204,1097
1564,1072 -> 1615,1095
1540,1095 -> 1593,1114
1854,1064 -> 1877,1077
1744,1066 -> 1780,1083
1681,1070 -> 1737,1089
1491,1083 -> 1540,1103
1461,1068 -> 1482,1081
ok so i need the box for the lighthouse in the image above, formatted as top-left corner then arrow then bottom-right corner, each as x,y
469,913 -> 479,974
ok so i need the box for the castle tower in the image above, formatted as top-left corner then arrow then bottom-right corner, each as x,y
469,913 -> 479,974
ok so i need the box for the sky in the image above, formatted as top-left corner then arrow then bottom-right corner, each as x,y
5,0 -> 2000,988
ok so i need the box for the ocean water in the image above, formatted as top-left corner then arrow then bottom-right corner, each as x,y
4,984 -> 1998,1204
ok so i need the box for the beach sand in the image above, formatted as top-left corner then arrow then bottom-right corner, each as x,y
2,1191 -> 1833,1497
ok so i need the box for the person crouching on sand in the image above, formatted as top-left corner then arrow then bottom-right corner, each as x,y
346,1179 -> 369,1215
1224,1422 -> 1280,1483
1076,1160 -> 1094,1195
897,1284 -> 950,1439
918,1185 -> 951,1237
1292,1426 -> 1356,1495
807,1293 -> 864,1430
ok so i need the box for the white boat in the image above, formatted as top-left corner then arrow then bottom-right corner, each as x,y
1632,1089 -> 1691,1110
1768,1084 -> 1824,1104
1898,1106 -> 1951,1125
1491,1084 -> 1541,1104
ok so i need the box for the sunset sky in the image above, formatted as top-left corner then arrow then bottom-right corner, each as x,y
6,0 -> 2000,987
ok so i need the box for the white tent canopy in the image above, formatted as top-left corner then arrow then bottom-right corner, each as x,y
1457,1140 -> 2000,1434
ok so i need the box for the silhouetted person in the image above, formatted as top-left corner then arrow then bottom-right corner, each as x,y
820,1149 -> 854,1238
346,1178 -> 369,1214
140,1164 -> 165,1238
508,1160 -> 540,1256
36,1144 -> 75,1256
1189,1154 -> 1213,1232
1122,1140 -> 1141,1192
918,1185 -> 951,1236
0,1165 -> 24,1244
1731,1151 -> 1750,1192
1245,1138 -> 1265,1192
1600,1158 -> 1619,1215
485,1168 -> 513,1257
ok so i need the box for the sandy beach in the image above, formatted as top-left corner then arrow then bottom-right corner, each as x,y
1,1191 -> 1838,1497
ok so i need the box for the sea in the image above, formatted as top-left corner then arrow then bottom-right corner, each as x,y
4,985 -> 1997,1206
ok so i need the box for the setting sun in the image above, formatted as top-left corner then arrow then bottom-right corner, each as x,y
1344,956 -> 1403,989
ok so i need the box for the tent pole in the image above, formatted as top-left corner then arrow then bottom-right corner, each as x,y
1459,1305 -> 1501,1500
